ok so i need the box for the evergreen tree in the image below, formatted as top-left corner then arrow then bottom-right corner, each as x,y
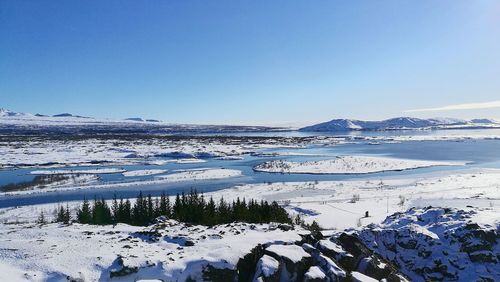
159,192 -> 171,218
56,205 -> 65,223
306,220 -> 322,239
92,198 -> 113,225
37,210 -> 46,225
154,197 -> 160,218
55,204 -> 71,224
173,193 -> 182,219
77,197 -> 92,224
147,194 -> 154,220
123,199 -> 132,223
76,191 -> 292,227
165,195 -> 171,218
111,195 -> 119,223
218,197 -> 230,223
205,196 -> 217,226
65,204 -> 71,223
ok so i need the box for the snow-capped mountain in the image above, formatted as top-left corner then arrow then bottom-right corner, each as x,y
300,117 -> 500,132
0,108 -> 33,118
0,108 -> 283,134
470,118 -> 499,124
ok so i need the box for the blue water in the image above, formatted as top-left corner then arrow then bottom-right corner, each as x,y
1,130 -> 500,208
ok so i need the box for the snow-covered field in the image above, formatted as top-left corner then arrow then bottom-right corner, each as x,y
1,168 -> 243,196
0,219 -> 302,281
0,168 -> 498,281
0,135 -> 314,169
254,156 -> 466,174
209,169 -> 500,229
155,168 -> 241,182
122,169 -> 167,177
0,130 -> 499,281
1,132 -> 499,169
31,168 -> 126,175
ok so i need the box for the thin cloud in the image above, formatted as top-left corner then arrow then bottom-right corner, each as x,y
404,100 -> 500,113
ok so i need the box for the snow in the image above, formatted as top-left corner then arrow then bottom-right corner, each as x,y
1,132 -> 498,170
0,123 -> 499,280
300,116 -> 500,132
351,271 -> 379,282
0,262 -> 37,282
304,266 -> 326,279
31,168 -> 125,175
0,168 -> 499,280
122,169 -> 167,177
254,156 -> 466,174
1,168 -> 244,196
254,255 -> 280,278
318,240 -> 346,256
0,219 -> 301,281
0,109 -> 279,134
1,174 -> 99,193
355,206 -> 500,281
206,168 -> 500,230
215,156 -> 244,160
0,136 -> 302,169
155,168 -> 242,182
265,244 -> 311,263
174,158 -> 207,164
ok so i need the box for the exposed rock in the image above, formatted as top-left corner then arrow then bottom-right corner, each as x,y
354,207 -> 499,282
201,264 -> 237,282
265,244 -> 314,281
302,243 -> 347,281
237,244 -> 266,281
318,239 -> 356,272
252,254 -> 281,282
108,256 -> 138,278
304,266 -> 328,282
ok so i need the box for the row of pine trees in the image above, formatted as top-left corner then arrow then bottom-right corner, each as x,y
73,190 -> 291,226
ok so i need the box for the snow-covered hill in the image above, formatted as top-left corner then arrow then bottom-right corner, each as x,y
0,206 -> 496,281
300,117 -> 500,132
253,156 -> 465,174
355,206 -> 499,281
0,108 -> 282,134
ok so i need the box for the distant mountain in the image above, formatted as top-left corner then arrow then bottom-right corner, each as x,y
0,108 -> 32,117
53,113 -> 89,118
0,108 -> 284,134
300,117 -> 500,132
124,117 -> 145,122
52,113 -> 73,117
125,117 -> 161,122
470,118 -> 498,124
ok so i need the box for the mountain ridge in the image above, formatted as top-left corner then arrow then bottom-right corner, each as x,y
0,108 -> 284,134
300,116 -> 500,132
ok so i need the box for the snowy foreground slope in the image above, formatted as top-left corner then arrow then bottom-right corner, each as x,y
0,207 -> 497,281
356,207 -> 499,281
0,169 -> 499,281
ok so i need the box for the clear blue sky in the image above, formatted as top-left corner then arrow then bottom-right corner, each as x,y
1,1 -> 499,125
